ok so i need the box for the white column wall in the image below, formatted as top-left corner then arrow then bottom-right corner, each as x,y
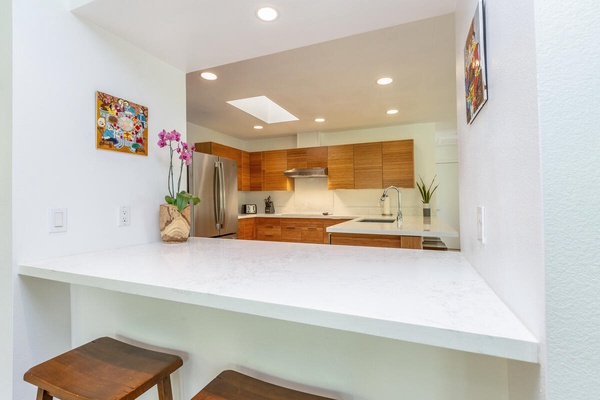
1,0 -> 13,397
12,0 -> 186,398
455,0 -> 545,398
535,0 -> 600,398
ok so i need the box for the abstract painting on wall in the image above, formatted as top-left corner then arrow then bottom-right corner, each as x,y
464,0 -> 487,124
96,91 -> 148,155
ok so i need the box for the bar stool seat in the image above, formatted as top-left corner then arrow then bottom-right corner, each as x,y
23,336 -> 183,400
191,370 -> 335,400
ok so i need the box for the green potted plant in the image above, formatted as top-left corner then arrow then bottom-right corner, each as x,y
157,129 -> 200,243
416,175 -> 438,220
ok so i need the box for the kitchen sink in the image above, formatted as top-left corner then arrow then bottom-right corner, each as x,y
358,218 -> 396,223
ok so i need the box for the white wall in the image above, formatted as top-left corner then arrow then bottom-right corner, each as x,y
455,0 -> 544,398
535,0 -> 600,398
12,0 -> 186,398
187,122 -> 247,151
1,0 -> 13,397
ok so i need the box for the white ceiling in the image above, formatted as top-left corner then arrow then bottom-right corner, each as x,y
72,0 -> 458,140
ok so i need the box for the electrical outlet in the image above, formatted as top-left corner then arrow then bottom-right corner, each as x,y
118,206 -> 130,227
477,206 -> 485,243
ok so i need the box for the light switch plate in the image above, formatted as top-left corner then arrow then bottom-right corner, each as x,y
49,208 -> 67,233
477,206 -> 485,243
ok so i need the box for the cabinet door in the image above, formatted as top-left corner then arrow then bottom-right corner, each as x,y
263,150 -> 293,191
250,152 -> 263,191
306,147 -> 328,168
354,142 -> 382,189
328,145 -> 354,189
300,219 -> 324,244
241,151 -> 251,191
286,149 -> 307,170
382,139 -> 414,188
237,218 -> 256,240
281,219 -> 302,242
329,233 -> 402,248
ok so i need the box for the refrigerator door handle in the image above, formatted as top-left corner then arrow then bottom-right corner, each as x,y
213,162 -> 221,229
214,161 -> 226,229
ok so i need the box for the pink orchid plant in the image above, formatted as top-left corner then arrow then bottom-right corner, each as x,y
157,129 -> 200,211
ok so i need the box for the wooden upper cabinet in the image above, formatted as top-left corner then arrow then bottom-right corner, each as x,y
241,151 -> 250,191
263,150 -> 293,191
196,140 -> 414,191
382,139 -> 414,188
306,146 -> 328,168
328,145 -> 354,189
250,152 -> 263,191
286,148 -> 307,170
354,142 -> 382,189
287,146 -> 328,170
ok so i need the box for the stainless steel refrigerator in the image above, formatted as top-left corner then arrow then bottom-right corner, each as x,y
188,152 -> 238,238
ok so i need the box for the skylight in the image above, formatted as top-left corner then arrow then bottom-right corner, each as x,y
226,96 -> 299,124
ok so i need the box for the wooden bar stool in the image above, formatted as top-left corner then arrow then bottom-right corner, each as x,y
23,337 -> 183,400
191,370 -> 336,400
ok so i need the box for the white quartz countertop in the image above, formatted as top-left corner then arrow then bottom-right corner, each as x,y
327,215 -> 459,237
239,213 -> 353,220
19,238 -> 537,363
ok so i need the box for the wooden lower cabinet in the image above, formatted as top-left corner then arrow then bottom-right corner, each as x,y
248,218 -> 350,244
281,222 -> 302,242
300,219 -> 324,244
256,218 -> 282,241
237,218 -> 255,240
242,218 -> 421,249
322,219 -> 351,244
328,233 -> 423,249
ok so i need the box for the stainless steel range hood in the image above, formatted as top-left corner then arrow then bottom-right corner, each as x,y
283,167 -> 328,178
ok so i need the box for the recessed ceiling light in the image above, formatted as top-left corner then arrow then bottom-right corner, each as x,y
377,77 -> 393,85
314,118 -> 325,123
254,125 -> 264,130
200,72 -> 217,80
386,109 -> 399,115
256,7 -> 279,21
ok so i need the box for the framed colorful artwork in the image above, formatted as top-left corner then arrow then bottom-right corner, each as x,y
464,0 -> 487,124
96,91 -> 148,155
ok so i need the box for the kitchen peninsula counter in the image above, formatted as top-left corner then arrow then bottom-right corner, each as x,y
326,215 -> 458,238
19,238 -> 537,363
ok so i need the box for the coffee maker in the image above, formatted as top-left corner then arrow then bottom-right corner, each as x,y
264,196 -> 275,214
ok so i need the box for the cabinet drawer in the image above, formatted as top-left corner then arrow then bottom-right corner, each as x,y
301,227 -> 323,244
257,225 -> 281,241
281,225 -> 302,242
256,218 -> 281,241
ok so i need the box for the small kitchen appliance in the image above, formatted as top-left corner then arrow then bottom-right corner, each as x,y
242,204 -> 257,214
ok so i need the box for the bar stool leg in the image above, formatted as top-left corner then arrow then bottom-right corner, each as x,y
157,376 -> 174,400
36,388 -> 52,400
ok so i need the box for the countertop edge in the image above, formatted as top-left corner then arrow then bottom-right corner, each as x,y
19,254 -> 538,364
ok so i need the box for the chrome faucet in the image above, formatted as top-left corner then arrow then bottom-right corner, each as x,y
381,186 -> 402,226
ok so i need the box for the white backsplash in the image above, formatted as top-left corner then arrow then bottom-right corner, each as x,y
239,178 -> 427,217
